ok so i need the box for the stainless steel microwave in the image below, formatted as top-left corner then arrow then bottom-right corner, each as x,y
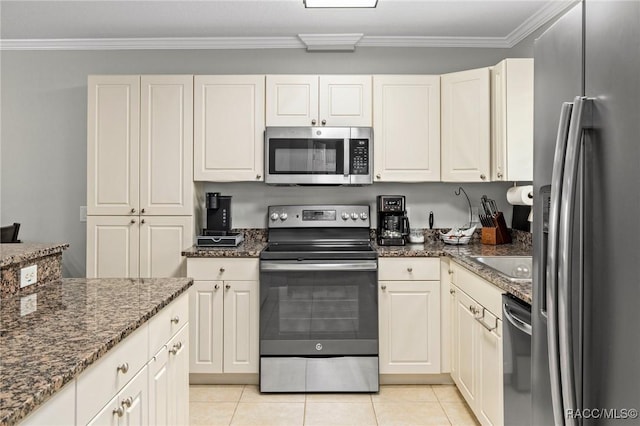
265,127 -> 372,185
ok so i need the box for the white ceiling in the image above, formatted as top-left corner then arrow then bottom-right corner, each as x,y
0,0 -> 575,50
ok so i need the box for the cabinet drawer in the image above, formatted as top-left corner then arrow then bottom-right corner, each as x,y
76,323 -> 149,425
451,261 -> 504,319
378,258 -> 440,281
187,258 -> 259,281
149,292 -> 189,356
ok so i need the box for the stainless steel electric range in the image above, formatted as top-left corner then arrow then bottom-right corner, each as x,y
259,205 -> 379,393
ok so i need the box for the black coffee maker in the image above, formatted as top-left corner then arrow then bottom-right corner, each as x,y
377,195 -> 410,246
205,192 -> 232,234
197,193 -> 244,247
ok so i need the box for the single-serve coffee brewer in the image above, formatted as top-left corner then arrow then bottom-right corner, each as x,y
197,192 -> 244,247
377,195 -> 410,246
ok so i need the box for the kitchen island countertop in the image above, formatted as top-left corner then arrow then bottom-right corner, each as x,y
0,243 -> 69,269
0,277 -> 193,426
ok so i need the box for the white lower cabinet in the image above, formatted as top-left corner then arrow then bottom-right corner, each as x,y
87,365 -> 148,426
20,381 -> 76,426
450,262 -> 504,426
378,258 -> 441,375
187,258 -> 260,375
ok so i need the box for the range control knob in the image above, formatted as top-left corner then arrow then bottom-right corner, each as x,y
360,212 -> 368,220
341,212 -> 350,220
270,212 -> 279,221
351,212 -> 358,220
279,213 -> 288,221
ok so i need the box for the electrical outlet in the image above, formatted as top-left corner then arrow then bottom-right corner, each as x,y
80,206 -> 87,222
20,264 -> 38,288
20,293 -> 37,316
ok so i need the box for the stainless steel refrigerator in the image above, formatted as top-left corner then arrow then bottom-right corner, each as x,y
533,1 -> 640,425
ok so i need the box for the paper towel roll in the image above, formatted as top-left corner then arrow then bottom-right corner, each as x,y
507,185 -> 533,206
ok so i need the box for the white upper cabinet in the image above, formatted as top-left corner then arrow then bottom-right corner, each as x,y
194,75 -> 265,182
441,67 -> 491,182
140,75 -> 194,215
87,75 -> 140,215
373,75 -> 441,182
490,58 -> 534,182
266,75 -> 372,127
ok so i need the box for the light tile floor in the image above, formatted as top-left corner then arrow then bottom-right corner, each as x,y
190,384 -> 480,426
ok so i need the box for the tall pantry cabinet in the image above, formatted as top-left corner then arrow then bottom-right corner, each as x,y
87,75 -> 195,278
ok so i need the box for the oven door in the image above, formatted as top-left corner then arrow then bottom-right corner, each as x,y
265,127 -> 350,185
259,259 -> 378,356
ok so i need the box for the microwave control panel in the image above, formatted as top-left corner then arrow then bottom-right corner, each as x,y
349,139 -> 370,175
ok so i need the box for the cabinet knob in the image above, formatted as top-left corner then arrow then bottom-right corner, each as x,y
497,172 -> 503,178
121,397 -> 133,408
480,174 -> 486,180
407,267 -> 413,273
113,407 -> 125,418
225,284 -> 231,290
130,219 -> 136,224
321,119 -> 327,125
214,284 -> 220,290
376,174 -> 381,179
381,285 -> 387,290
450,288 -> 456,295
130,208 -> 136,214
311,119 -> 317,125
448,269 -> 453,275
171,316 -> 180,324
117,362 -> 129,374
169,341 -> 183,355
256,174 -> 261,180
141,219 -> 145,224
219,267 -> 225,273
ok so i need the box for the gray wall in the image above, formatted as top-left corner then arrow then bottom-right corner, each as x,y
1,41 -> 535,277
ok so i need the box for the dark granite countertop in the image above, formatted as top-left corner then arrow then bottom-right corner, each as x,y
0,277 -> 193,426
0,243 -> 69,268
182,239 -> 267,258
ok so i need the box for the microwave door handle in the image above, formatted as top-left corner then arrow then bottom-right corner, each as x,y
344,138 -> 350,179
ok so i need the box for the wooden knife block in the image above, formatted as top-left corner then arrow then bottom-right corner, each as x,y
481,212 -> 512,245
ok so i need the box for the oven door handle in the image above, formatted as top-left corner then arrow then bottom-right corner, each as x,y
260,260 -> 378,272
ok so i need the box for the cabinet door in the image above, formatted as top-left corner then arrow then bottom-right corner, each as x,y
189,281 -> 224,374
491,59 -> 534,182
453,287 -> 478,407
265,75 -> 318,126
194,75 -> 265,181
373,75 -> 440,182
478,316 -> 503,426
223,280 -> 259,373
86,216 -> 139,278
319,75 -> 372,126
378,280 -> 441,374
138,216 -> 193,278
87,75 -> 140,215
168,325 -> 190,426
140,75 -> 193,214
148,347 -> 170,426
119,366 -> 148,426
441,67 -> 490,182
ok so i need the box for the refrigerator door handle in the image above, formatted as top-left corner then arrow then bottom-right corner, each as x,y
558,96 -> 593,426
546,101 -> 573,425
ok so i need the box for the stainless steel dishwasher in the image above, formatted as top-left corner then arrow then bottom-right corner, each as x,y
503,294 -> 532,425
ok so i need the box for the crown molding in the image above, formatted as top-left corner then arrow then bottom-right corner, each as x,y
505,0 -> 578,47
0,1 -> 576,51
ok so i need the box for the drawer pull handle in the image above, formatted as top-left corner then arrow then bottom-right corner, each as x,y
169,341 -> 183,355
121,397 -> 133,408
474,307 -> 498,332
171,316 -> 180,324
219,267 -> 225,273
113,406 -> 125,417
117,362 -> 129,374
407,267 -> 413,272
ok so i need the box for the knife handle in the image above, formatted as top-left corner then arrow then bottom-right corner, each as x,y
429,211 -> 434,229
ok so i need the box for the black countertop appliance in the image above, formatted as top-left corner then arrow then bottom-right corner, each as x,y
197,192 -> 243,247
377,195 -> 409,246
